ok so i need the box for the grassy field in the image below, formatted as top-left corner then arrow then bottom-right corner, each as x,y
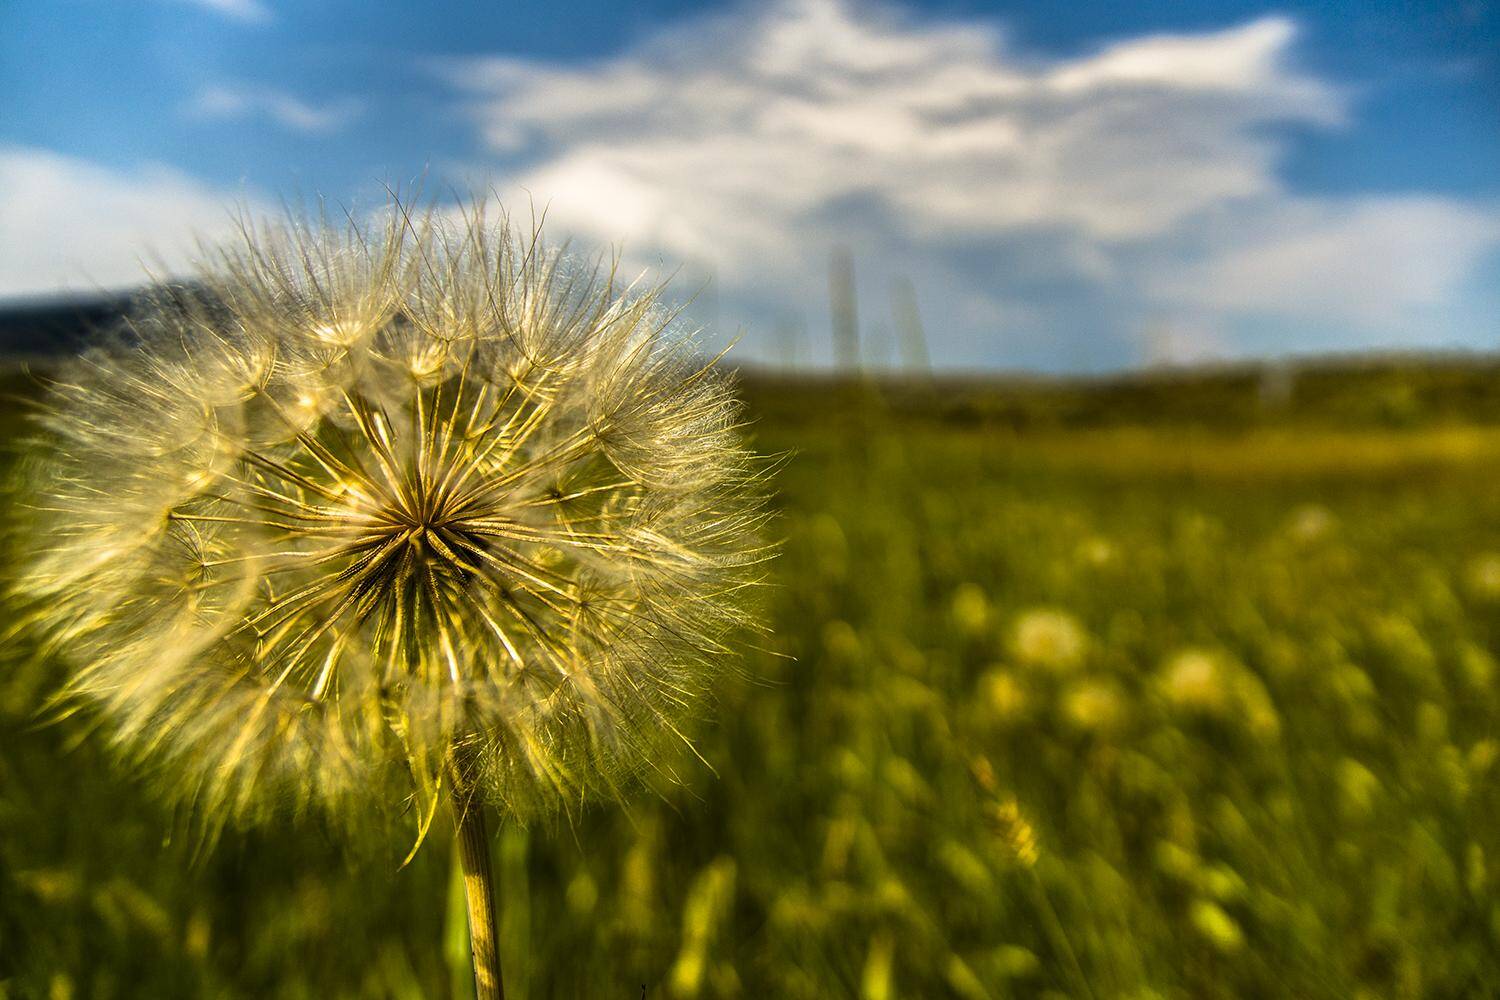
6,366 -> 1500,998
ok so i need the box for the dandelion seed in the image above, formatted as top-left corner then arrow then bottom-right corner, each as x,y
10,199 -> 772,996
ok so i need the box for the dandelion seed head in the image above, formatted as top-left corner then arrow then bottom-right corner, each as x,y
12,201 -> 771,833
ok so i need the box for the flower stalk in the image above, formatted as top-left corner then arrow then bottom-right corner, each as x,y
451,766 -> 504,1000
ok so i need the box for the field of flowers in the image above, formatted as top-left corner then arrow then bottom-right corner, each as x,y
6,369 -> 1500,998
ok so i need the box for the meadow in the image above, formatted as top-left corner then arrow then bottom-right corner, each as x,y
5,363 -> 1500,998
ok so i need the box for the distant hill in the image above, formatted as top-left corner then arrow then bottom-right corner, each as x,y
0,293 -> 135,358
4,293 -> 1499,430
739,354 -> 1500,430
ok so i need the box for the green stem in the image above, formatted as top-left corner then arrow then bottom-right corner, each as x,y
1027,868 -> 1095,1000
451,780 -> 505,1000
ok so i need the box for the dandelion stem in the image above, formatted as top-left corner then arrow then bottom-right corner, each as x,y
452,779 -> 505,1000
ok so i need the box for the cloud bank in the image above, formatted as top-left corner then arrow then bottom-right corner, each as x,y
440,0 -> 1500,367
0,147 -> 262,298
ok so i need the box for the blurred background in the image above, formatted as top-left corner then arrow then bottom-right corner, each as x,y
4,1 -> 1500,998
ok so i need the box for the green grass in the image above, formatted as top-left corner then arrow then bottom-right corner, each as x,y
7,369 -> 1500,998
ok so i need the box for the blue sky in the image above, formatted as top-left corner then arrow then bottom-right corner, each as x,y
2,0 -> 1497,369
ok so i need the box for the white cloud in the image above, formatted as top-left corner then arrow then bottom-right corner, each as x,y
444,3 -> 1339,249
1150,197 -> 1500,326
0,146 -> 264,299
437,0 -> 1500,366
187,85 -> 364,134
167,0 -> 273,24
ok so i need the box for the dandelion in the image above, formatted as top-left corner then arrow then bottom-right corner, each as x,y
978,667 -> 1028,723
1159,649 -> 1231,714
10,200 -> 771,996
1009,607 -> 1088,671
1159,647 -> 1280,739
1061,678 -> 1125,733
949,583 -> 991,637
